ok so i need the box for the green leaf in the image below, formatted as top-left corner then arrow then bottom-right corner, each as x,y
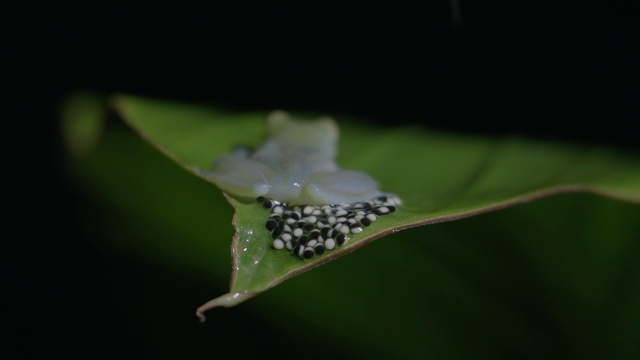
110,95 -> 640,319
64,94 -> 640,357
61,92 -> 107,159
80,95 -> 640,320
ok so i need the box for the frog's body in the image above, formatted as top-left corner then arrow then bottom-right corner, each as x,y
202,111 -> 381,205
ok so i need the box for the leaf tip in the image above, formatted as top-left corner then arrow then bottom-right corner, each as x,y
195,291 -> 257,322
195,309 -> 207,323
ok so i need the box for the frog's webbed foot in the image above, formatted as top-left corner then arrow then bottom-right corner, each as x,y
300,170 -> 381,205
201,155 -> 271,199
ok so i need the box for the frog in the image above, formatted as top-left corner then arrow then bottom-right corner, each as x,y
200,110 -> 382,205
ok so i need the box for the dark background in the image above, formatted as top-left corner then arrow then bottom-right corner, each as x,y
5,1 -> 639,358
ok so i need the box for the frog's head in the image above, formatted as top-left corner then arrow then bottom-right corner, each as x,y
265,110 -> 339,157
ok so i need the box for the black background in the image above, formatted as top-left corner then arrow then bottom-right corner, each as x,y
5,1 -> 639,357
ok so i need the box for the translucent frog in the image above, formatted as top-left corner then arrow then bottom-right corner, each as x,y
201,111 -> 382,205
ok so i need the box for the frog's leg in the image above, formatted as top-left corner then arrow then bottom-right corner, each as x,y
300,170 -> 381,205
201,155 -> 272,199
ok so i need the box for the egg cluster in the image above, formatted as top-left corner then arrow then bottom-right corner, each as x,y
257,194 -> 402,259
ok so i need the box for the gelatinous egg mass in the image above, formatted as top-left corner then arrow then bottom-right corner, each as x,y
259,195 -> 402,259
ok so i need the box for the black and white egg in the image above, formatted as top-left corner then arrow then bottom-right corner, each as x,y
258,194 -> 402,259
